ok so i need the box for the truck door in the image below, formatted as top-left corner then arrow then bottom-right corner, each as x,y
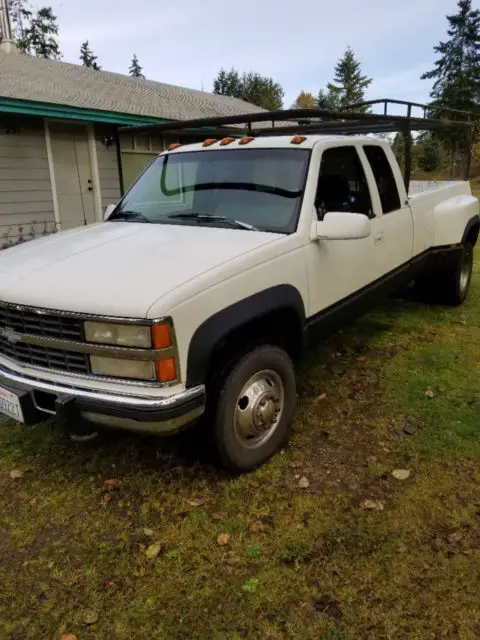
361,144 -> 414,275
305,144 -> 385,318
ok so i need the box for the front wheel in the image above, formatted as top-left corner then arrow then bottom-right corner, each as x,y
212,345 -> 296,472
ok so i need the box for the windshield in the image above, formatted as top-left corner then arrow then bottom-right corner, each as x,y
110,148 -> 310,233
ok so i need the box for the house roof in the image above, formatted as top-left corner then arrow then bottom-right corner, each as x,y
0,51 -> 264,123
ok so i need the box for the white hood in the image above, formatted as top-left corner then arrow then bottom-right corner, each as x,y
0,222 -> 282,317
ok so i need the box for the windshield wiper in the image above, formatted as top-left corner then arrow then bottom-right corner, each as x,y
108,210 -> 152,223
167,213 -> 258,231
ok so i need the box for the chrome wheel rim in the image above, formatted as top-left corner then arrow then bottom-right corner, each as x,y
233,369 -> 285,450
459,253 -> 471,294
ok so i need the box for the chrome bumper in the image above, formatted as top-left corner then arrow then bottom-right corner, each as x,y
0,363 -> 206,435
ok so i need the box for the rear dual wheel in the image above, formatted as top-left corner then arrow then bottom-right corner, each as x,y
416,243 -> 473,306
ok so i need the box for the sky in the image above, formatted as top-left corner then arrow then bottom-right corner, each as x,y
47,0 -> 457,111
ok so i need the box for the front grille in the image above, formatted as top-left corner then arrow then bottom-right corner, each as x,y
0,305 -> 83,341
0,304 -> 88,375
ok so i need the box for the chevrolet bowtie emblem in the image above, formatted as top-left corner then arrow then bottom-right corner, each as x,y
0,327 -> 22,344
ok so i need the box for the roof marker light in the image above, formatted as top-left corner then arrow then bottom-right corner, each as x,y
219,137 -> 235,146
168,143 -> 182,151
238,136 -> 255,145
290,135 -> 307,145
202,138 -> 217,147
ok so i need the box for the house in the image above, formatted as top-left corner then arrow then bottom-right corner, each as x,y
0,47 -> 261,248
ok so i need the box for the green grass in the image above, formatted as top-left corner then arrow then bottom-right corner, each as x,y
0,254 -> 480,640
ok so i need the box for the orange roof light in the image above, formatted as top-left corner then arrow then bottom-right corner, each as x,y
168,143 -> 182,151
202,138 -> 217,147
156,357 -> 177,383
152,323 -> 172,350
290,136 -> 307,145
238,136 -> 255,145
219,137 -> 235,146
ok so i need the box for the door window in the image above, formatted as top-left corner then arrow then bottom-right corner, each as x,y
363,145 -> 401,213
315,146 -> 373,219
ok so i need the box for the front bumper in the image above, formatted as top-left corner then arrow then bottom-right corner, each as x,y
0,363 -> 206,435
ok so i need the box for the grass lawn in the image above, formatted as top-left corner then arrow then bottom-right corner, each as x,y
0,250 -> 479,639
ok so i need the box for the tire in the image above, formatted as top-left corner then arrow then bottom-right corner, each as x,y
415,244 -> 473,306
211,345 -> 296,473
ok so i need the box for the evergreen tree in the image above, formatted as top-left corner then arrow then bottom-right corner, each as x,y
317,88 -> 340,110
392,133 -> 405,172
421,0 -> 479,170
212,68 -> 284,110
326,47 -> 372,111
80,40 -> 101,69
418,134 -> 445,173
129,53 -> 144,78
18,5 -> 61,58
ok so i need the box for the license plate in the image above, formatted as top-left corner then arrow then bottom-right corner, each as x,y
0,386 -> 24,423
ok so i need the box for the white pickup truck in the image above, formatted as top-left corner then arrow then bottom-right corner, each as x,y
0,110 -> 478,471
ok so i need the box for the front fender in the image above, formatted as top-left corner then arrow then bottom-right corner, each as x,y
185,285 -> 306,388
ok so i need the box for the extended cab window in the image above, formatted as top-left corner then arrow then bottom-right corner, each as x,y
315,146 -> 373,219
363,145 -> 401,213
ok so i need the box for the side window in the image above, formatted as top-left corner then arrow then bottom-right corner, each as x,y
315,146 -> 373,220
363,145 -> 401,213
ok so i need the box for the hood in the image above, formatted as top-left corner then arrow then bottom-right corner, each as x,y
0,222 -> 282,317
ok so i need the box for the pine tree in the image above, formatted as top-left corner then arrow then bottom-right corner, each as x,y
418,134 -> 445,173
212,68 -> 284,110
10,3 -> 61,58
129,54 -> 144,78
213,68 -> 244,99
326,47 -> 372,111
80,40 -> 101,70
317,88 -> 340,110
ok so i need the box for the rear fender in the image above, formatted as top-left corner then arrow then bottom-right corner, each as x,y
432,194 -> 479,247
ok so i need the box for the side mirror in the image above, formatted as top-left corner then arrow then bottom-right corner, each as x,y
311,212 -> 372,241
104,204 -> 116,221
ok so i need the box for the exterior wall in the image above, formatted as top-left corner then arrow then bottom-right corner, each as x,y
0,116 -> 56,249
94,126 -> 122,211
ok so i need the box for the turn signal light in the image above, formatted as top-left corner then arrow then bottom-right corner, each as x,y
290,136 -> 307,145
156,357 -> 177,383
168,143 -> 182,151
152,323 -> 172,349
202,138 -> 217,147
238,136 -> 255,145
219,137 -> 235,146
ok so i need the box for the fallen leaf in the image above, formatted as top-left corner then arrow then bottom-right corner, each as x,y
317,392 -> 327,401
143,528 -> 154,537
392,469 -> 411,481
184,498 -> 205,508
249,520 -> 267,533
211,512 -> 225,521
60,634 -> 78,640
82,609 -> 98,625
217,533 -> 230,546
403,422 -> 417,435
425,389 -> 435,399
104,478 -> 121,487
225,552 -> 241,565
146,542 -> 165,559
298,476 -> 310,489
447,531 -> 463,544
361,499 -> 384,511
9,469 -> 23,479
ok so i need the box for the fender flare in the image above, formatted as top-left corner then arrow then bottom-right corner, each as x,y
185,284 -> 306,388
462,214 -> 480,246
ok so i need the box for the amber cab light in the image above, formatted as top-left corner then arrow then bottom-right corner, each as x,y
290,135 -> 307,145
156,357 -> 177,383
238,136 -> 255,145
168,143 -> 182,151
152,323 -> 172,349
219,137 -> 235,146
202,138 -> 217,147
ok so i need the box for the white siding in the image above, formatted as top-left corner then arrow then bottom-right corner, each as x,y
0,117 -> 56,249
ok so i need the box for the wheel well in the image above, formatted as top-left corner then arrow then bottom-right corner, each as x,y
205,308 -> 304,386
466,223 -> 479,247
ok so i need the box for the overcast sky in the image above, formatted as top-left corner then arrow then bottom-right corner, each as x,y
49,0 -> 455,108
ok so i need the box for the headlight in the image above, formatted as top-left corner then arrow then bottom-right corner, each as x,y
90,356 -> 155,380
84,322 -> 152,348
